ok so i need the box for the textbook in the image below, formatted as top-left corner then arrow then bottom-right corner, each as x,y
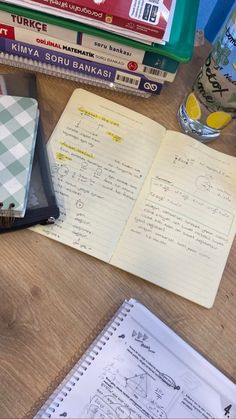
33,298 -> 236,419
0,38 -> 163,95
0,23 -> 176,82
5,0 -> 175,44
31,89 -> 236,308
0,6 -> 179,73
0,53 -> 151,98
1,0 -> 199,62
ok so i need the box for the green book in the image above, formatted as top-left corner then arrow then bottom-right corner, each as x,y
0,0 -> 199,63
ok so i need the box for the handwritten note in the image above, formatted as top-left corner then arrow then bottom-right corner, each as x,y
111,131 -> 236,307
31,89 -> 236,307
32,89 -> 166,261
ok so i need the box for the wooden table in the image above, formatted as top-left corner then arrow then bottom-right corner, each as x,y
0,45 -> 236,419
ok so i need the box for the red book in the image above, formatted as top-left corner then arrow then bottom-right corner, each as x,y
25,0 -> 173,41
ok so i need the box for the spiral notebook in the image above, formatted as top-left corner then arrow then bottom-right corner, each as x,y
0,94 -> 39,219
34,298 -> 236,419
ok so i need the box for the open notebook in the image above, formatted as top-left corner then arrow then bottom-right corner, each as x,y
34,299 -> 236,419
31,89 -> 236,308
0,94 -> 39,220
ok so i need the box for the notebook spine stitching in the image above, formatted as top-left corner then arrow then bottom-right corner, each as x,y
37,299 -> 134,419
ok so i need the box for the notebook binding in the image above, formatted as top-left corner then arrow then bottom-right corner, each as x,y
0,202 -> 15,228
40,299 -> 134,419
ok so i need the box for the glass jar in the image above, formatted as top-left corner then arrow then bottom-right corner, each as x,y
177,7 -> 236,142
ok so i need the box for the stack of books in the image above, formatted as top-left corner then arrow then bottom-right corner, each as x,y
0,0 -> 199,97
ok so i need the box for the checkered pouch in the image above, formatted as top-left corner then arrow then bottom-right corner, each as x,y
0,95 -> 39,218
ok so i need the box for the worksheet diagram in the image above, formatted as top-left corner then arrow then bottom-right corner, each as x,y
79,348 -> 182,419
34,298 -> 236,419
79,350 -> 221,419
78,327 -> 229,419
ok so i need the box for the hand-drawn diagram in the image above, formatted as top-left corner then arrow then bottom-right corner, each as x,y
81,362 -> 180,419
52,157 -> 104,192
76,199 -> 84,209
75,112 -> 102,133
81,394 -> 132,419
99,364 -> 125,386
172,154 -> 195,169
195,175 -> 212,192
100,357 -> 180,409
125,362 -> 180,394
57,165 -> 69,178
149,177 -> 233,235
156,373 -> 180,391
124,372 -> 148,398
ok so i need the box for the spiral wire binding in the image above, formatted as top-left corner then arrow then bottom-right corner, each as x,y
0,202 -> 15,227
0,53 -> 150,98
34,299 -> 134,419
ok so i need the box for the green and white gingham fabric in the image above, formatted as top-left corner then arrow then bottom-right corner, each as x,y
0,95 -> 39,217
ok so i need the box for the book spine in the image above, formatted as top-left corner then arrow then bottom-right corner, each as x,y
0,23 -> 175,82
82,36 -> 178,73
0,6 -> 179,72
0,38 -> 163,95
0,53 -> 150,97
22,0 -> 167,40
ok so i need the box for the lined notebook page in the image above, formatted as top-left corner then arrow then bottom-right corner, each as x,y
32,89 -> 166,261
111,131 -> 236,308
35,299 -> 236,419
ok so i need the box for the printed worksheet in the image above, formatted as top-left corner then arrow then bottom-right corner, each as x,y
35,299 -> 236,419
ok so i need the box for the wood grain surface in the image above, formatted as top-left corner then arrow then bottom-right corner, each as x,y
0,44 -> 235,419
